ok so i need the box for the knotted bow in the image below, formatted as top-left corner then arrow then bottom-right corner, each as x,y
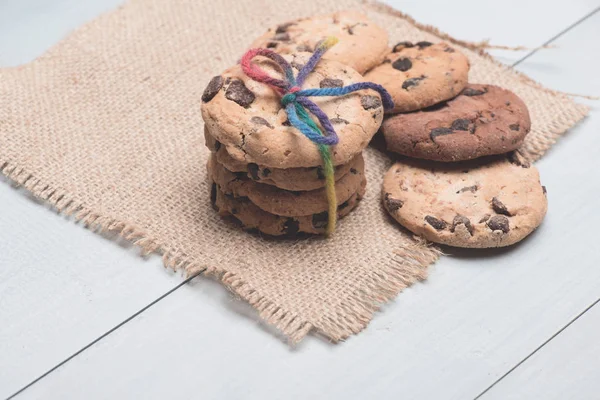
240,37 -> 393,235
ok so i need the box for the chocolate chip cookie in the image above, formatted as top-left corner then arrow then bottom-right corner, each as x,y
208,154 -> 366,216
382,155 -> 547,248
211,181 -> 364,236
205,127 -> 363,191
383,84 -> 531,161
201,52 -> 384,169
248,10 -> 389,74
364,41 -> 469,113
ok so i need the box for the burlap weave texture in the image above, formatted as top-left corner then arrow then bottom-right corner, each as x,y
0,0 -> 588,342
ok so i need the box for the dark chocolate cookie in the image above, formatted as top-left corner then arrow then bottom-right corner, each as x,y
383,84 -> 532,161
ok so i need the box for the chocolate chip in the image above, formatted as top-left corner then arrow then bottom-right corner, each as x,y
225,79 -> 255,108
416,41 -> 433,48
430,127 -> 454,141
320,78 -> 344,88
492,197 -> 511,216
361,95 -> 382,110
312,212 -> 329,229
392,41 -> 414,52
214,140 -> 221,151
457,185 -> 478,194
462,87 -> 488,96
350,168 -> 359,175
330,117 -> 349,124
233,171 -> 247,181
487,215 -> 510,233
425,215 -> 447,230
283,218 -> 300,235
451,119 -> 471,131
262,168 -> 271,177
210,183 -> 217,206
392,57 -> 412,72
201,76 -> 224,103
250,116 -> 274,129
339,200 -> 350,210
509,123 -> 520,131
402,75 -> 426,90
275,22 -> 295,33
384,193 -> 404,212
296,44 -> 313,52
444,46 -> 455,53
505,101 -> 511,106
272,32 -> 290,41
316,167 -> 325,180
247,163 -> 260,180
451,215 -> 474,235
479,214 -> 491,223
542,186 -> 547,195
507,151 -> 530,168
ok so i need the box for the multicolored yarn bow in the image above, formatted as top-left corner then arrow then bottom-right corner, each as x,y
241,37 -> 394,235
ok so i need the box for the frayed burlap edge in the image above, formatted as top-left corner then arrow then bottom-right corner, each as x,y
0,3 -> 588,344
0,153 -> 441,343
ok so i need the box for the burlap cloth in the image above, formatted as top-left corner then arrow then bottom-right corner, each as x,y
0,0 -> 588,343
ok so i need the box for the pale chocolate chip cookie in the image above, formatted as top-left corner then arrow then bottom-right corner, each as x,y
211,181 -> 364,236
208,154 -> 366,217
201,52 -> 384,169
383,84 -> 531,161
382,155 -> 547,248
248,10 -> 389,74
364,41 -> 469,113
205,127 -> 363,191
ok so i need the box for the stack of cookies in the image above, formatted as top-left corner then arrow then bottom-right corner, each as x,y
363,40 -> 548,248
201,46 -> 386,236
200,9 -> 548,246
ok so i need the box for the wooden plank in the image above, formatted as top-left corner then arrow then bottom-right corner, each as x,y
1,0 -> 598,399
388,0 -> 600,64
12,10 -> 600,399
482,302 -> 600,399
0,182 -> 183,398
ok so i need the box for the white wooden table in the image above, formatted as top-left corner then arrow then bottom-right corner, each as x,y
1,1 -> 599,399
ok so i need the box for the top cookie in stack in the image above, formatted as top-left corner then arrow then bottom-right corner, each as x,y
201,48 -> 386,236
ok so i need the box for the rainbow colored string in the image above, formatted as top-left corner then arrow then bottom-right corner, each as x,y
241,37 -> 393,235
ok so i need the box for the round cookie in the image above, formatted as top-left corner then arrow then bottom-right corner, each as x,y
211,182 -> 364,236
364,41 -> 469,113
383,84 -> 531,161
382,155 -> 547,248
201,52 -> 385,169
205,127 -> 363,191
248,10 -> 389,74
208,154 -> 366,217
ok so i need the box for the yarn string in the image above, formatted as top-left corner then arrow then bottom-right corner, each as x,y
240,37 -> 394,235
